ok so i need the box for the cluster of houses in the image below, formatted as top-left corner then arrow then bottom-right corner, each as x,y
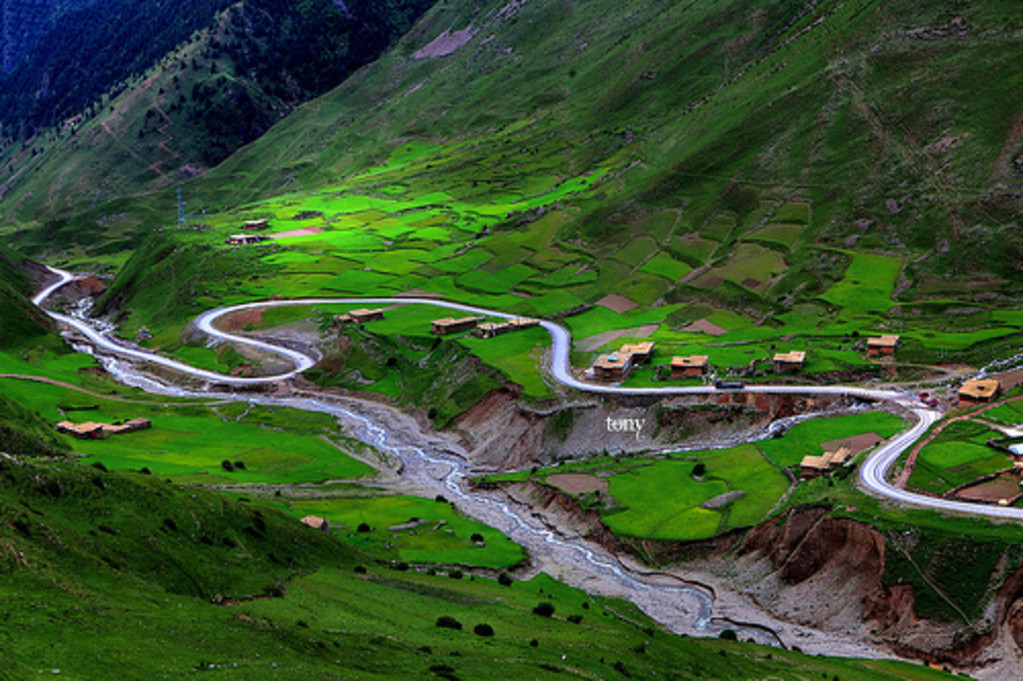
588,342 -> 655,382
428,315 -> 540,338
225,219 -> 271,245
56,417 -> 152,440
331,309 -> 541,341
585,333 -> 904,384
800,446 -> 852,479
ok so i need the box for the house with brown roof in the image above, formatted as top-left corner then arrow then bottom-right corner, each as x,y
126,417 -> 152,430
431,316 -> 483,335
335,308 -> 386,325
620,341 -> 655,364
773,351 -> 806,373
225,234 -> 268,246
589,341 -> 656,382
800,446 -> 852,479
958,379 -> 1001,405
300,515 -> 329,533
592,352 -> 633,382
866,335 -> 900,357
56,421 -> 107,439
57,417 -> 152,439
671,355 -> 709,378
242,219 -> 270,231
474,317 -> 540,339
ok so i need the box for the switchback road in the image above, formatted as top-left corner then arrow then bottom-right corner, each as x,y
34,266 -> 1023,522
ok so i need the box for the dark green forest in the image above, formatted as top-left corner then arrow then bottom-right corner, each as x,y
0,0 -> 435,139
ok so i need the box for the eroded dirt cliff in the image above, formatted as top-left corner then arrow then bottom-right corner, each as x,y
453,386 -> 854,470
487,476 -> 1023,679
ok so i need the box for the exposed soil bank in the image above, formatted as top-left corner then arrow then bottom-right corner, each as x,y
453,385 -> 857,469
487,479 -> 1023,680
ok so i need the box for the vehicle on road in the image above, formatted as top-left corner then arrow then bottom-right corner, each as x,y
714,380 -> 744,390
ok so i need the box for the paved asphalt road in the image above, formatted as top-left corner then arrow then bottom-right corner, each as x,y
36,266 -> 1023,521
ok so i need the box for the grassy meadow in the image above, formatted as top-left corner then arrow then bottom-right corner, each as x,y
480,412 -> 906,544
907,420 -> 1013,496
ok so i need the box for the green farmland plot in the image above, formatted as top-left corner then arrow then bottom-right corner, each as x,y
820,252 -> 903,316
757,412 -> 906,468
0,378 -> 374,484
602,445 -> 789,541
639,251 -> 693,282
456,263 -> 537,294
908,420 -> 1010,495
744,223 -> 804,249
263,494 -> 526,569
603,460 -> 727,540
459,327 -> 552,400
982,400 -> 1023,426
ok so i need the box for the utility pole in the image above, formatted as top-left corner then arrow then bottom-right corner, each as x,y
177,187 -> 187,228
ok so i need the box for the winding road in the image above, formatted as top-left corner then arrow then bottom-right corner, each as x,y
33,266 -> 1023,525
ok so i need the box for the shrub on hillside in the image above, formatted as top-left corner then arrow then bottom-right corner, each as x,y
436,615 -> 462,630
532,602 -> 555,617
473,623 -> 494,637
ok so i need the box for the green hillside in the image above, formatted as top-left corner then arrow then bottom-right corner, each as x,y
0,409 -> 951,679
191,0 -> 1021,270
5,0 -> 1019,381
0,244 -> 58,349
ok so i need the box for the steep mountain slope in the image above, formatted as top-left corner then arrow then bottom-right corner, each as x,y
185,0 -> 1020,282
0,243 -> 57,349
50,0 -> 1022,385
0,0 -> 436,223
0,0 -> 236,136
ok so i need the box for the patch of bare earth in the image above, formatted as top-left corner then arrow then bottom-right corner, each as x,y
954,475 -> 1020,503
412,25 -> 478,59
683,318 -> 729,336
595,293 -> 637,314
701,490 -> 746,510
691,273 -> 724,290
819,432 -> 885,456
271,226 -> 323,240
992,369 -> 1023,391
394,288 -> 446,298
545,474 -> 608,496
577,324 -> 658,352
218,308 -> 263,332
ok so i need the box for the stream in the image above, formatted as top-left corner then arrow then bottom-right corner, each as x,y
33,267 -> 916,656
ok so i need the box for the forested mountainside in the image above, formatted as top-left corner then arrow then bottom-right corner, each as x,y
0,0 -> 237,137
0,0 -> 436,215
0,0 -> 95,73
0,0 -> 437,138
